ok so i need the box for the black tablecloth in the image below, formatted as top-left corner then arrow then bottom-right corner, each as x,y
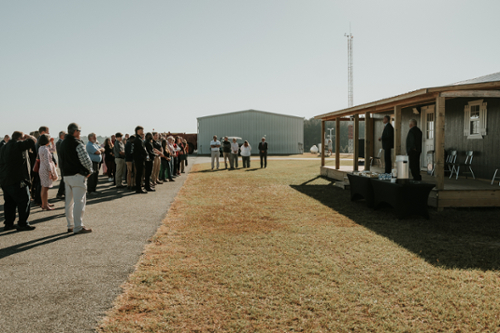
347,173 -> 375,208
370,179 -> 435,219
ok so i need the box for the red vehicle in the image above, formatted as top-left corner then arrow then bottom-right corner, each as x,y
164,132 -> 197,154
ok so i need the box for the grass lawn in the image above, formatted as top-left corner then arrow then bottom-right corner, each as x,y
99,160 -> 500,332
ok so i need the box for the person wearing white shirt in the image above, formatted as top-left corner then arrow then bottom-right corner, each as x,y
210,135 -> 221,170
229,138 -> 239,169
240,140 -> 252,168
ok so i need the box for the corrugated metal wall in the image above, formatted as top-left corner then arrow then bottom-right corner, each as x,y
197,111 -> 304,155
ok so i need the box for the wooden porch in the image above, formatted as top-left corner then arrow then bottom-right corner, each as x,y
320,164 -> 500,209
316,77 -> 500,210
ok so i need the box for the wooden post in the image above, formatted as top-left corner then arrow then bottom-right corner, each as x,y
335,117 -> 340,170
393,105 -> 402,171
321,120 -> 325,167
435,96 -> 446,192
364,112 -> 371,171
353,114 -> 359,171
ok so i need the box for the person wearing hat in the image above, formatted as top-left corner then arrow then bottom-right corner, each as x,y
258,137 -> 268,168
59,123 -> 94,234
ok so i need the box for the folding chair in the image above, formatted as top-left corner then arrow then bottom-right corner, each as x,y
445,150 -> 458,178
370,149 -> 383,167
452,151 -> 475,180
491,169 -> 500,186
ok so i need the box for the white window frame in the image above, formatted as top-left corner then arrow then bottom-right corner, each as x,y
464,99 -> 487,139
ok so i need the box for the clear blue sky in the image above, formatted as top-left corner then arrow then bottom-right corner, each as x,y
1,0 -> 499,137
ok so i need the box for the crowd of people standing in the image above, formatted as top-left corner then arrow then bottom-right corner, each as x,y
0,123 -> 190,233
210,135 -> 268,170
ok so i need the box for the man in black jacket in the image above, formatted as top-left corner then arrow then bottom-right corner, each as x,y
406,119 -> 423,181
59,123 -> 94,234
222,137 -> 231,169
55,131 -> 66,199
132,126 -> 148,194
258,137 -> 268,168
379,115 -> 394,174
0,135 -> 9,149
0,131 -> 37,231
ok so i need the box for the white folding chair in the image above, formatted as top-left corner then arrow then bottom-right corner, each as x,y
370,149 -> 383,167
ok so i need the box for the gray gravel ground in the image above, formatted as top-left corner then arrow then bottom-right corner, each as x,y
0,158 -> 194,333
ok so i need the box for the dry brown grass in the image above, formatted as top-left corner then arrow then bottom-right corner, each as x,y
99,161 -> 500,332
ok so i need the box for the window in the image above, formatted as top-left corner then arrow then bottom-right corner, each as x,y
470,105 -> 480,135
426,112 -> 434,139
464,100 -> 487,139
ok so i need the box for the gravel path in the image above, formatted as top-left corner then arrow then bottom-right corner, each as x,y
0,158 -> 194,332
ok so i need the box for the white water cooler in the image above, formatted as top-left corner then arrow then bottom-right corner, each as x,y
396,155 -> 409,182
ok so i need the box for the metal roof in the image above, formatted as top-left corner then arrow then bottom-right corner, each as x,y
315,71 -> 500,120
450,71 -> 500,86
197,109 -> 304,120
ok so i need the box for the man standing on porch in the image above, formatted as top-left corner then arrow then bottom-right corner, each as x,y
379,115 -> 394,174
406,119 -> 423,181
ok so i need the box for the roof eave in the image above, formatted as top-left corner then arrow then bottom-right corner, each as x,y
316,80 -> 500,120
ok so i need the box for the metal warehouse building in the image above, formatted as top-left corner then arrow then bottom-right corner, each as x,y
197,109 -> 304,155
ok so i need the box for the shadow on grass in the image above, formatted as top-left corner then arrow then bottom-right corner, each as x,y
245,168 -> 261,172
191,168 -> 228,173
290,176 -> 500,271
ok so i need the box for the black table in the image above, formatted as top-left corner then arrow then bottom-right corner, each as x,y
370,179 -> 435,219
347,173 -> 375,208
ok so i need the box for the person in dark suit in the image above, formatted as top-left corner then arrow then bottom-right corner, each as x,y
0,135 -> 9,149
378,115 -> 394,174
258,137 -> 268,168
55,131 -> 66,199
0,131 -> 37,231
406,119 -> 423,181
132,126 -> 148,194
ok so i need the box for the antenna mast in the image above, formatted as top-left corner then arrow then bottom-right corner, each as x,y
345,28 -> 353,107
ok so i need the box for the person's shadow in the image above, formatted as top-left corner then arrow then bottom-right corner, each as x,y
0,232 -> 72,260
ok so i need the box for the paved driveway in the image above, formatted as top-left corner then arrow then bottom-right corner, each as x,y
0,159 -> 194,332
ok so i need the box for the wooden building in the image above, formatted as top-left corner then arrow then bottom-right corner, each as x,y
315,72 -> 500,210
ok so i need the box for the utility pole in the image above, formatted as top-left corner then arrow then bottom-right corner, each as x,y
345,27 -> 353,108
327,128 -> 334,140
345,26 -> 354,153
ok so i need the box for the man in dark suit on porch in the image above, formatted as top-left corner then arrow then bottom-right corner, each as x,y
378,115 -> 394,174
406,119 -> 423,181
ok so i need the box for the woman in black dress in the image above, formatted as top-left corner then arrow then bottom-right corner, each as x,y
144,133 -> 155,191
104,138 -> 115,182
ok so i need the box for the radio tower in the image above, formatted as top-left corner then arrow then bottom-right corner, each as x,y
345,28 -> 353,107
345,27 -> 354,153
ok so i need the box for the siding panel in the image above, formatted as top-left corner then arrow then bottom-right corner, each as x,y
197,110 -> 304,155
